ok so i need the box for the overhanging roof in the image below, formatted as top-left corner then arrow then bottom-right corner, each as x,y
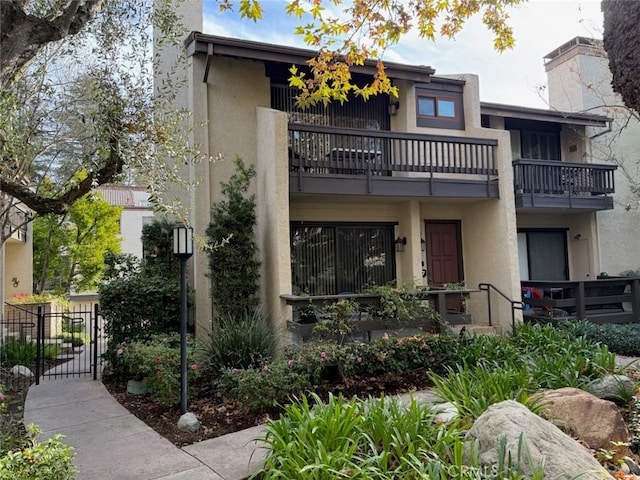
184,32 -> 436,83
481,102 -> 610,127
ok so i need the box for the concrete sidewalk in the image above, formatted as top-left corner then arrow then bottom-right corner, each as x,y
24,378 -> 265,480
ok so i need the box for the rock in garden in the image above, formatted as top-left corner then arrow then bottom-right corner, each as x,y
11,365 -> 33,377
588,374 -> 637,402
534,387 -> 629,451
623,456 -> 640,475
466,400 -> 613,480
433,402 -> 458,424
178,412 -> 201,433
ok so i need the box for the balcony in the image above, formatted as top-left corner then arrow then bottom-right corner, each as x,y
513,159 -> 616,212
288,124 -> 499,198
3,206 -> 28,243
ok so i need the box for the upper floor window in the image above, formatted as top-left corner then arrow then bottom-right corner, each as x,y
521,131 -> 560,161
415,82 -> 465,130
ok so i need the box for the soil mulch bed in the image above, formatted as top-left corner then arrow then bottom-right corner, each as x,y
102,370 -> 435,447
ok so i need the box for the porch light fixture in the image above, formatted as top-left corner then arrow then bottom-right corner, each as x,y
172,223 -> 194,414
420,237 -> 426,252
11,277 -> 19,287
395,236 -> 407,252
388,101 -> 400,116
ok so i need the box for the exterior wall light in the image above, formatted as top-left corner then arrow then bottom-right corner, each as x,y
395,236 -> 407,252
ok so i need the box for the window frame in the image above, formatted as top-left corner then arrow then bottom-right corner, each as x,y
290,222 -> 397,295
415,83 -> 465,130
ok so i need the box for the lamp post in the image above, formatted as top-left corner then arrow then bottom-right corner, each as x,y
173,223 -> 194,414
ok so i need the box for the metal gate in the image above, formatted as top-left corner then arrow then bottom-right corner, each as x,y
1,302 -> 103,386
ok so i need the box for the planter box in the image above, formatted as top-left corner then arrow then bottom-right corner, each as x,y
288,315 -> 440,343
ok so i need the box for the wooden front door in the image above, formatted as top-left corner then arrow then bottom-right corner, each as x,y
425,221 -> 463,310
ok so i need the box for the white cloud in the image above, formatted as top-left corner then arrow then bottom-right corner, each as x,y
202,0 -> 604,109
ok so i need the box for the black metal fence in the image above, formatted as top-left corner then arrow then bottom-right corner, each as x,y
1,302 -> 102,390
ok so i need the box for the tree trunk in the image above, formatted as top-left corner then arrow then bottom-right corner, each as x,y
602,0 -> 640,114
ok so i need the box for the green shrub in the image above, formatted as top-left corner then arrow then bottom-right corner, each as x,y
0,338 -> 37,366
284,334 -> 458,384
100,275 -> 181,363
560,320 -> 640,357
205,309 -> 278,371
218,362 -> 311,413
42,344 -> 60,361
117,333 -> 204,406
429,364 -> 541,424
206,157 -> 260,319
0,425 -> 75,480
100,221 -> 184,367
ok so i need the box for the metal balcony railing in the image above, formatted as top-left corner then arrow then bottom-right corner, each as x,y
288,124 -> 498,177
513,159 -> 616,197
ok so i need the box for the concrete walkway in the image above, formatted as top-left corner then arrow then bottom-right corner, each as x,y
24,378 -> 265,480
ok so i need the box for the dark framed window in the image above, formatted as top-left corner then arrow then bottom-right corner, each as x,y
290,223 -> 396,295
415,82 -> 465,129
504,118 -> 561,161
521,131 -> 560,161
518,229 -> 568,280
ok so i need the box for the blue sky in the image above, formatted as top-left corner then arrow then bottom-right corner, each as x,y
202,0 -> 604,109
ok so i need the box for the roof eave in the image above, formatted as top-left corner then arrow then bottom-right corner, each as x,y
184,32 -> 436,83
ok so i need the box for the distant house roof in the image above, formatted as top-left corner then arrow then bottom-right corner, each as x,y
481,102 -> 611,127
97,185 -> 152,209
183,32 -> 436,84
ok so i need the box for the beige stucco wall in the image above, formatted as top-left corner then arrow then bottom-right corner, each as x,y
4,232 -> 33,301
189,56 -> 271,335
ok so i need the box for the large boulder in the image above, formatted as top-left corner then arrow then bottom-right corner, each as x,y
588,374 -> 637,402
466,400 -> 613,480
534,387 -> 629,451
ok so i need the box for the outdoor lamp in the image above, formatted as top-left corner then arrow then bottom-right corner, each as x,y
173,223 -> 194,414
395,236 -> 407,252
173,223 -> 194,258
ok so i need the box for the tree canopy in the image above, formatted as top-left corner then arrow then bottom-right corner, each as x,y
33,191 -> 121,294
0,0 -> 201,232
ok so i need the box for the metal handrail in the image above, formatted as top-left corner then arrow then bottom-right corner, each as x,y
478,283 -> 524,333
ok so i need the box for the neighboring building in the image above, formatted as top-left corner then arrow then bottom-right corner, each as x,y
543,37 -> 640,277
97,185 -> 154,259
3,205 -> 33,302
170,31 -> 618,339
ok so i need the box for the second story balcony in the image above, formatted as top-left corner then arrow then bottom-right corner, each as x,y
288,124 -> 499,198
513,159 -> 616,212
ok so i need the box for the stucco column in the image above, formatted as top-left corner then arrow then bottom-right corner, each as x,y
256,107 -> 292,348
397,200 -> 423,288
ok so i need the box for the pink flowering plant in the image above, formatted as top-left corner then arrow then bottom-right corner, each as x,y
117,333 -> 205,406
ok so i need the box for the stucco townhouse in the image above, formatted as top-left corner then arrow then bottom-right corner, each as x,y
172,31 -> 616,339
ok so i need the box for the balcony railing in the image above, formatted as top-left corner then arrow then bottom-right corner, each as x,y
513,159 -> 616,210
289,124 -> 497,176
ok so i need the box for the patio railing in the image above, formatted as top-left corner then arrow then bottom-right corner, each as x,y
513,159 -> 616,196
289,124 -> 498,177
521,277 -> 640,324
